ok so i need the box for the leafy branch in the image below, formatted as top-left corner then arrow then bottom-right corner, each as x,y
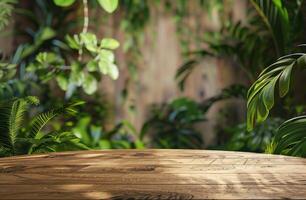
247,45 -> 306,157
247,51 -> 306,131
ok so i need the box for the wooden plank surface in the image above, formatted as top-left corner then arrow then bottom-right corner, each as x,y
0,149 -> 306,199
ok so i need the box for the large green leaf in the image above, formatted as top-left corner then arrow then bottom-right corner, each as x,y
53,0 -> 75,7
251,0 -> 289,55
97,0 -> 118,13
267,116 -> 306,157
246,53 -> 306,131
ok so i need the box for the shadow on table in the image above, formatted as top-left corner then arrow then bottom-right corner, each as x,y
49,150 -> 302,199
0,150 -> 303,199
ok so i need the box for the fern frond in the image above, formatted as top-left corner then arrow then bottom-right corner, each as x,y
29,131 -> 89,154
28,101 -> 84,138
0,97 -> 37,154
0,0 -> 16,31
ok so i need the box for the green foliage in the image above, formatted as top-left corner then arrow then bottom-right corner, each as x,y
11,0 -> 120,97
176,0 -> 303,88
0,63 -> 16,82
0,0 -> 16,31
247,47 -> 306,157
141,97 -> 205,149
53,0 -> 118,13
247,52 -> 306,131
27,32 -> 120,96
250,0 -> 289,55
0,62 -> 30,100
267,116 -> 306,157
225,118 -> 283,152
68,33 -> 120,80
97,0 -> 118,13
53,0 -> 76,7
0,97 -> 87,157
72,117 -> 144,149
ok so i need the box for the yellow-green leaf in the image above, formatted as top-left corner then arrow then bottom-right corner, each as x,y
83,74 -> 97,95
97,0 -> 118,13
100,38 -> 120,49
53,0 -> 75,7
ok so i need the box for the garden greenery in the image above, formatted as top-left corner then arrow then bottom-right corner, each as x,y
0,96 -> 87,156
247,50 -> 306,157
0,0 -> 305,158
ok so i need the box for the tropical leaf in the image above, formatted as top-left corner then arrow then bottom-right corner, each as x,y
176,0 -> 301,90
251,0 -> 289,56
247,52 -> 306,131
267,116 -> 306,157
175,60 -> 199,91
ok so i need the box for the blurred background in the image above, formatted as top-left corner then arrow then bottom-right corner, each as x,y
0,0 -> 306,156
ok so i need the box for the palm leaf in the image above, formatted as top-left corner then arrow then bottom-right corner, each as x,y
267,116 -> 306,157
175,59 -> 199,91
247,52 -> 306,131
251,0 -> 289,55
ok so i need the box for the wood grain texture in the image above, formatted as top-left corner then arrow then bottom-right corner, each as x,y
0,149 -> 306,199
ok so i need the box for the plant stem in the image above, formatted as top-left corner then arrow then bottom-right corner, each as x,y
78,0 -> 89,62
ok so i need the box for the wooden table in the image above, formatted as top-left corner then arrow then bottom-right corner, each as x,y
0,149 -> 306,199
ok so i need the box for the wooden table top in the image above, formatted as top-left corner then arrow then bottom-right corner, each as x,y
0,149 -> 306,199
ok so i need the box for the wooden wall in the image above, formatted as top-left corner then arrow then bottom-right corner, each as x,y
0,0 -> 248,147
99,0 -> 248,146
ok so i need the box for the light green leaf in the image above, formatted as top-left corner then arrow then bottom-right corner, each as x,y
87,60 -> 98,72
98,59 -> 110,74
100,38 -> 120,49
97,0 -> 118,13
39,27 -> 56,41
56,74 -> 68,90
70,71 -> 85,86
99,49 -> 114,62
108,63 -> 119,80
80,33 -> 98,52
53,0 -> 75,7
83,74 -> 98,95
98,60 -> 119,80
99,140 -> 111,149
36,52 -> 57,64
